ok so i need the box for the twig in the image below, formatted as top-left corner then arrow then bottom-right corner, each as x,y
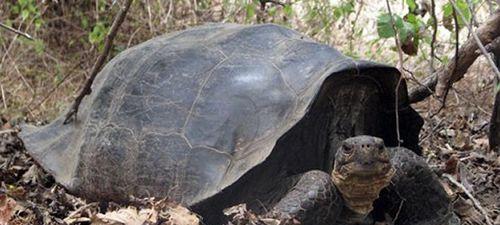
63,0 -> 133,124
0,84 -> 7,110
0,129 -> 16,135
0,22 -> 33,40
63,202 -> 98,223
13,63 -> 35,95
146,0 -> 154,34
439,2 -> 461,111
28,61 -> 84,111
391,199 -> 405,225
385,0 -> 404,145
443,174 -> 493,225
127,27 -> 142,48
430,0 -> 438,71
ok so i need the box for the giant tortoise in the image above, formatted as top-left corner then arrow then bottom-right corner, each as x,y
20,23 -> 452,224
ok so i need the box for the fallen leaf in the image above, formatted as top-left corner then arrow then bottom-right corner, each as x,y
92,207 -> 156,225
0,194 -> 16,225
444,155 -> 459,175
164,205 -> 200,225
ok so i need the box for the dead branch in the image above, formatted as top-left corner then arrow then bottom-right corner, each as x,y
1,84 -> 7,110
0,22 -> 33,40
63,0 -> 133,124
408,10 -> 500,104
490,88 -> 499,150
443,174 -> 493,225
0,129 -> 16,135
429,0 -> 438,71
448,0 -> 500,82
489,42 -> 499,150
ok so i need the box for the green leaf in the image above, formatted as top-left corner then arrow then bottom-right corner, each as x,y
11,5 -> 20,14
406,0 -> 417,12
245,3 -> 255,21
377,13 -> 396,38
34,18 -> 43,29
442,0 -> 471,31
267,6 -> 277,16
81,17 -> 89,29
31,39 -> 45,55
89,22 -> 107,45
399,20 -> 414,42
377,13 -> 415,42
333,0 -> 355,19
18,0 -> 28,8
21,9 -> 30,20
283,4 -> 293,17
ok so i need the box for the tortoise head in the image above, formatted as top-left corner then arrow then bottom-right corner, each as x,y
331,135 -> 395,215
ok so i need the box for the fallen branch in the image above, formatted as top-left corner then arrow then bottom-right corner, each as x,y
408,10 -> 500,103
1,85 -> 7,110
0,22 -> 33,40
63,0 -> 133,124
0,129 -> 16,135
443,174 -> 493,225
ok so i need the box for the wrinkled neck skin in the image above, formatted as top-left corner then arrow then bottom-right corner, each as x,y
332,168 -> 394,216
330,136 -> 395,222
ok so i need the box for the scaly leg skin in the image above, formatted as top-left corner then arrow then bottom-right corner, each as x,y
375,147 -> 454,225
266,170 -> 343,225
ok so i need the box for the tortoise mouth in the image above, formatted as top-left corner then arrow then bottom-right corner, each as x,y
334,161 -> 393,179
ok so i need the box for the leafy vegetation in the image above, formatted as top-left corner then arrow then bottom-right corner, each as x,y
0,0 -> 497,121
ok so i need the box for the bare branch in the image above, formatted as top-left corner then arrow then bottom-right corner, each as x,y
439,2 -> 461,110
408,10 -> 500,103
430,0 -> 438,71
441,0 -> 500,92
1,85 -> 7,110
63,0 -> 133,124
385,0 -> 405,145
0,129 -> 16,135
0,22 -> 33,40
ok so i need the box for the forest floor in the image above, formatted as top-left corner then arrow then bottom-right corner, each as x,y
0,72 -> 499,225
1,1 -> 499,225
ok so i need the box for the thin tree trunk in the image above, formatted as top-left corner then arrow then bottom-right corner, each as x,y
490,47 -> 500,150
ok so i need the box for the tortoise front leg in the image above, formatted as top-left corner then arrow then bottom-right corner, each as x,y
375,147 -> 454,225
266,170 -> 343,225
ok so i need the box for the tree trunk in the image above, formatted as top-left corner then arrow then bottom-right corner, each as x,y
490,48 -> 499,150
